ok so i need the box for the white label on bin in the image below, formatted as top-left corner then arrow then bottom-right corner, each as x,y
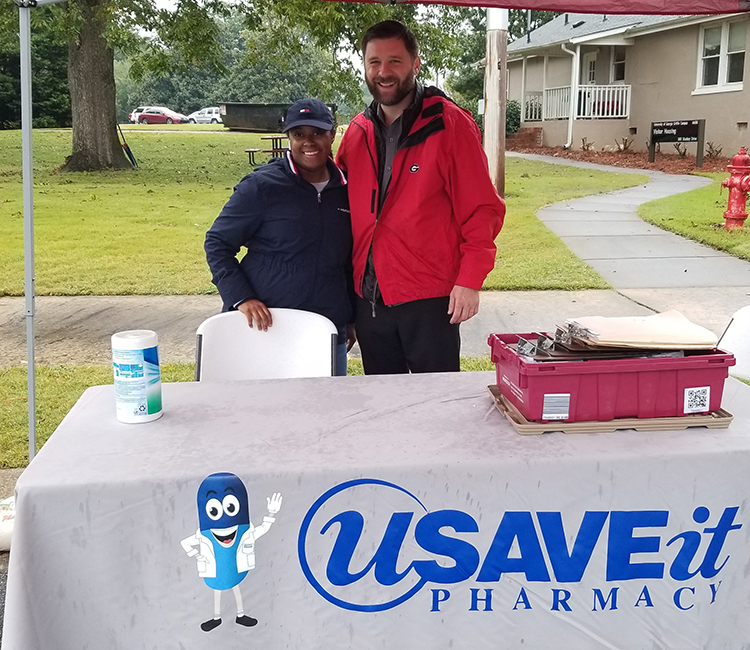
543,393 -> 570,420
684,386 -> 710,414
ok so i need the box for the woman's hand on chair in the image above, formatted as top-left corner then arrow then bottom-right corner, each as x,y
238,299 -> 273,331
346,324 -> 357,351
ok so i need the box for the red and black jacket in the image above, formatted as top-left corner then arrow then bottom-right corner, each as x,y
337,86 -> 505,306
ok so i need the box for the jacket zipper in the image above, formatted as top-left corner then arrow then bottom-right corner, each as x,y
371,279 -> 379,317
357,124 -> 381,317
368,189 -> 379,316
354,119 -> 390,319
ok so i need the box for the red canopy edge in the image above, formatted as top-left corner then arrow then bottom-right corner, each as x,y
328,0 -> 749,15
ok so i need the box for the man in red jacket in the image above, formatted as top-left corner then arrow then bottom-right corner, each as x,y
337,20 -> 505,375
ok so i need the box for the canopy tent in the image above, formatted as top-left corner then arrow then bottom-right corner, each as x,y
14,0 -> 748,461
335,0 -> 748,13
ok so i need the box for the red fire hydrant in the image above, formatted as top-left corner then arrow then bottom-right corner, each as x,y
721,147 -> 750,229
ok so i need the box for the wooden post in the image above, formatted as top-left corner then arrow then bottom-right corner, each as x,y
696,119 -> 705,168
484,8 -> 508,197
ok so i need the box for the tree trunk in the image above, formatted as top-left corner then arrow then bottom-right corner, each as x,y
62,0 -> 130,171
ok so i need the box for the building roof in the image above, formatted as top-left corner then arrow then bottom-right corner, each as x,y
507,13 -> 706,56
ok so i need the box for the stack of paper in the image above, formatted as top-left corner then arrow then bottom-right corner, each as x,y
562,310 -> 718,350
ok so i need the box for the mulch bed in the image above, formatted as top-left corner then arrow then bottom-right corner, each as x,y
507,144 -> 736,175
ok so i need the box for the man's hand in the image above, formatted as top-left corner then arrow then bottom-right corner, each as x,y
346,324 -> 357,352
447,286 -> 480,324
237,299 -> 272,331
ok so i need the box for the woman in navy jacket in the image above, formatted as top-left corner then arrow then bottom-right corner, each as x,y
204,99 -> 354,375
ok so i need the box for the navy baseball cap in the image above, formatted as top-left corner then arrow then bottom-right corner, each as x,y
283,98 -> 334,133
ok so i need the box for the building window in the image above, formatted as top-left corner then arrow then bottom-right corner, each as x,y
727,22 -> 746,82
698,20 -> 746,92
611,46 -> 626,82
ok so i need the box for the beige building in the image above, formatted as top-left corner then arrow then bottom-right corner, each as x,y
507,12 -> 750,155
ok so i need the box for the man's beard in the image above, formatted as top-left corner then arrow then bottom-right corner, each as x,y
366,73 -> 416,107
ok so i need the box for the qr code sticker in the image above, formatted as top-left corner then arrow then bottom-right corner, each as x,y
684,386 -> 710,414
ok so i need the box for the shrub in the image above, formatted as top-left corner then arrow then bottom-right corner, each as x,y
706,141 -> 723,159
506,100 -> 521,135
615,137 -> 633,152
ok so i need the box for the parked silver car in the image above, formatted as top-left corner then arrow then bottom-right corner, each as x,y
187,107 -> 222,124
128,106 -> 151,123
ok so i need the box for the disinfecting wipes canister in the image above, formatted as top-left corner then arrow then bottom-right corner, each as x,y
111,330 -> 163,423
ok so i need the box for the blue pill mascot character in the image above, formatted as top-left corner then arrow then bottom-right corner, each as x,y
181,472 -> 282,632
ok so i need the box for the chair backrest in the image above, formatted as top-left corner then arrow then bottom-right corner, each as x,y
718,305 -> 750,381
195,309 -> 338,382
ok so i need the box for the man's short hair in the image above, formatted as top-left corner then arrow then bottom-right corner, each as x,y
361,20 -> 419,60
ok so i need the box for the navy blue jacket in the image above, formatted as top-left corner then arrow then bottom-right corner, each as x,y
205,153 -> 353,331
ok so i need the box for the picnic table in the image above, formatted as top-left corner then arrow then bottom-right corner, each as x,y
261,134 -> 287,158
244,148 -> 261,165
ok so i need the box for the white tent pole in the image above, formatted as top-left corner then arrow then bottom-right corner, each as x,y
18,0 -> 36,462
17,0 -> 67,462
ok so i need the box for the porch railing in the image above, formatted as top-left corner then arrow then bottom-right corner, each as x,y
544,86 -> 571,120
538,84 -> 631,120
577,85 -> 631,119
523,91 -> 543,121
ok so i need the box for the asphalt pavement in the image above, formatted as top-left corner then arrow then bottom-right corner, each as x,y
2,153 -> 750,641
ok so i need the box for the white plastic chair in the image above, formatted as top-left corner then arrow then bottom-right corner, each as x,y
718,305 -> 750,381
195,309 -> 338,382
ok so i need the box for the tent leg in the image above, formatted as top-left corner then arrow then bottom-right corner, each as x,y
20,2 -> 36,462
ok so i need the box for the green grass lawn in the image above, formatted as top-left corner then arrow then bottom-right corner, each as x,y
638,173 -> 750,261
1,129 -> 263,296
0,129 -> 647,296
485,162 -> 646,290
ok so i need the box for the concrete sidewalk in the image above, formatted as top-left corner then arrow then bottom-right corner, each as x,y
517,152 -> 750,289
1,285 -> 747,369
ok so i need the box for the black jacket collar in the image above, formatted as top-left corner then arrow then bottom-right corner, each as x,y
365,84 -> 449,137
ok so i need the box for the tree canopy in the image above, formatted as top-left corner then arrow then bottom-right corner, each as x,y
2,0 -> 542,169
0,5 -> 70,129
116,15 -> 365,121
446,10 -> 557,125
244,0 -> 480,85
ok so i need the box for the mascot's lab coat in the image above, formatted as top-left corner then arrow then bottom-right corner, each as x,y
181,516 -> 275,577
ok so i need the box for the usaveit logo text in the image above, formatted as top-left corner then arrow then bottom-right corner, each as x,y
297,479 -> 742,614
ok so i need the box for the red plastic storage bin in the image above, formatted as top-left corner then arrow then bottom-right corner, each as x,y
488,332 -> 736,423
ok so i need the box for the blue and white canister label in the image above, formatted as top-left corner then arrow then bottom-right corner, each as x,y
112,330 -> 163,423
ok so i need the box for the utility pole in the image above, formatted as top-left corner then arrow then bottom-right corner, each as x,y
484,8 -> 508,197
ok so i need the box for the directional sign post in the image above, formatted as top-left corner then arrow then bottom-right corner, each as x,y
649,119 -> 706,167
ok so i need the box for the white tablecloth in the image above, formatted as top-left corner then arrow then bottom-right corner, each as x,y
3,372 -> 750,649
